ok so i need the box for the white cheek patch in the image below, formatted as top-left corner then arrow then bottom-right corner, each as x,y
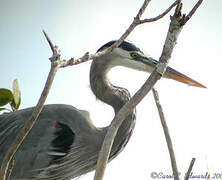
110,55 -> 148,72
108,48 -> 153,73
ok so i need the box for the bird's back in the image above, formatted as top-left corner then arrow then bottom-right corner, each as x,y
0,104 -> 106,179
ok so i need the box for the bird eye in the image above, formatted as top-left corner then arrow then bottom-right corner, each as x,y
130,52 -> 138,59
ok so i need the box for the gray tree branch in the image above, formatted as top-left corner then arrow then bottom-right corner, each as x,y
139,0 -> 179,24
93,1 -> 203,180
0,32 -> 61,180
185,158 -> 196,180
152,88 -> 196,180
152,88 -> 179,180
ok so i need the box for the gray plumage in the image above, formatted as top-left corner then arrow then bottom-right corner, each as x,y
0,41 -> 137,180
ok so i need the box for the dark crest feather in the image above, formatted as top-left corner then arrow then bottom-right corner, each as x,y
97,40 -> 141,53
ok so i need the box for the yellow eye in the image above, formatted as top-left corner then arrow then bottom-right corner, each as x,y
130,52 -> 138,59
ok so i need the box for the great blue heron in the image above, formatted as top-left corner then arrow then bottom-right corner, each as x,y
0,40 -> 205,180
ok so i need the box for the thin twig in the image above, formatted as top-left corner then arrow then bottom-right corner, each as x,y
43,30 -> 55,53
109,0 -> 151,50
182,0 -> 203,25
93,0 -> 152,60
0,31 -> 60,180
185,158 -> 196,180
60,52 -> 90,68
139,0 -> 180,24
152,88 -> 179,180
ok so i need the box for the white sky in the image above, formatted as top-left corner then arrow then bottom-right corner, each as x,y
1,0 -> 222,179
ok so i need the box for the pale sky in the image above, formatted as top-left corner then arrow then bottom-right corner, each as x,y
1,0 -> 222,180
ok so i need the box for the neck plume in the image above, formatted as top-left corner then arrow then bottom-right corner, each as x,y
90,55 -> 136,158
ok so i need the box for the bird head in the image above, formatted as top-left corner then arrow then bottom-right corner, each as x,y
97,40 -> 206,88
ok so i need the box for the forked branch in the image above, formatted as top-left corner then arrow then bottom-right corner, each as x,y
139,0 -> 180,24
94,1 -> 203,180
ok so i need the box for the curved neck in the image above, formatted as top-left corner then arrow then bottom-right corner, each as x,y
90,56 -> 131,113
90,55 -> 136,158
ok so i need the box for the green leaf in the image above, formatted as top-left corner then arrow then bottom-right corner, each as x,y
0,88 -> 14,106
12,79 -> 21,110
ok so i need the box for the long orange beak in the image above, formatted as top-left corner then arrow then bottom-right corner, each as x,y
140,57 -> 206,88
164,66 -> 206,88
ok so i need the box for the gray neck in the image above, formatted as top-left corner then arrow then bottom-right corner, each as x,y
90,55 -> 131,113
90,55 -> 136,158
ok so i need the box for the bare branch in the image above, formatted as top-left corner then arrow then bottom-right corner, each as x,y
59,50 -> 114,68
0,32 -> 60,180
53,0 -> 181,69
139,0 -> 180,24
136,0 -> 151,19
59,2 -> 151,69
152,88 -> 179,180
43,30 -> 55,53
182,0 -> 203,25
93,1 -> 195,180
185,158 -> 196,180
60,52 -> 90,68
94,73 -> 161,180
94,0 -> 152,59
93,1 -> 152,180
